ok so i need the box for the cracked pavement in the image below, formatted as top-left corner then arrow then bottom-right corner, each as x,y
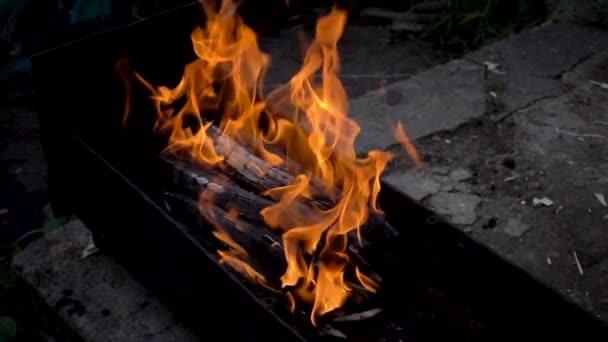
351,22 -> 608,321
12,221 -> 197,341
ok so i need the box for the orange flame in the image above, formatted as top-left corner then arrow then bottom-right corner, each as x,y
262,9 -> 392,324
131,0 -> 400,325
395,121 -> 422,170
199,187 -> 271,289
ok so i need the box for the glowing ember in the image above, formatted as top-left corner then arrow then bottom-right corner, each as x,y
131,0 -> 420,326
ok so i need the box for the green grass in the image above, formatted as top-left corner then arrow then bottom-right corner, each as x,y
600,0 -> 608,25
486,78 -> 506,94
484,78 -> 507,114
418,0 -> 548,52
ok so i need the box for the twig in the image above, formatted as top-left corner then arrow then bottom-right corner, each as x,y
262,234 -> 284,252
338,73 -> 412,79
593,120 -> 608,127
319,325 -> 347,339
381,221 -> 400,237
555,128 -> 607,141
391,21 -> 426,33
589,80 -> 608,90
332,308 -> 382,322
573,251 -> 584,276
360,7 -> 437,22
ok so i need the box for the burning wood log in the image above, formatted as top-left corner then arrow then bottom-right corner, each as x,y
130,3 -> 405,326
162,156 -> 274,226
162,154 -> 331,230
204,125 -> 397,238
163,152 -> 395,261
206,125 -> 339,200
161,189 -> 286,289
161,148 -> 387,294
162,177 -> 384,307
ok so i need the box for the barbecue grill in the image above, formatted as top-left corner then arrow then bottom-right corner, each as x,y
32,2 -> 608,341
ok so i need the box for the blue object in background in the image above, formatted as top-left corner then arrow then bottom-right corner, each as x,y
70,0 -> 112,24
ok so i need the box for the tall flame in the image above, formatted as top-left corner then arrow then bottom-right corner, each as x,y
131,0 -> 411,325
261,10 -> 392,324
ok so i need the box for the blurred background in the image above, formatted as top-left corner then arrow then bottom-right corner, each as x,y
1,0 -> 607,105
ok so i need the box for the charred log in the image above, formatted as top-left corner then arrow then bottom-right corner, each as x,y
205,125 -> 396,238
207,124 -> 338,200
161,189 -> 286,289
161,154 -> 327,231
161,155 -> 274,226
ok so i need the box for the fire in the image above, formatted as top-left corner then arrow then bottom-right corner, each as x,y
132,0 -> 418,326
395,121 -> 423,169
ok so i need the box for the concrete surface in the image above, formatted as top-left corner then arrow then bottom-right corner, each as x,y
467,22 -> 608,117
261,24 -> 442,98
349,58 -> 486,153
376,22 -> 608,321
11,220 -> 197,342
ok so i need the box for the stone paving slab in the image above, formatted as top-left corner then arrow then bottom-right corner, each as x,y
350,58 -> 485,153
467,22 -> 608,116
467,22 -> 608,79
11,220 -> 197,342
349,21 -> 608,156
564,48 -> 608,86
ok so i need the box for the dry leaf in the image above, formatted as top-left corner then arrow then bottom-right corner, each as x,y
589,80 -> 608,90
81,237 -> 100,259
532,197 -> 554,207
483,61 -> 505,75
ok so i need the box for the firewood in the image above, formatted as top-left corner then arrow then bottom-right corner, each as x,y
207,125 -> 340,201
162,155 -> 390,307
205,125 -> 396,238
161,189 -> 286,289
162,155 -> 273,226
163,151 -> 391,269
162,155 -> 325,231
